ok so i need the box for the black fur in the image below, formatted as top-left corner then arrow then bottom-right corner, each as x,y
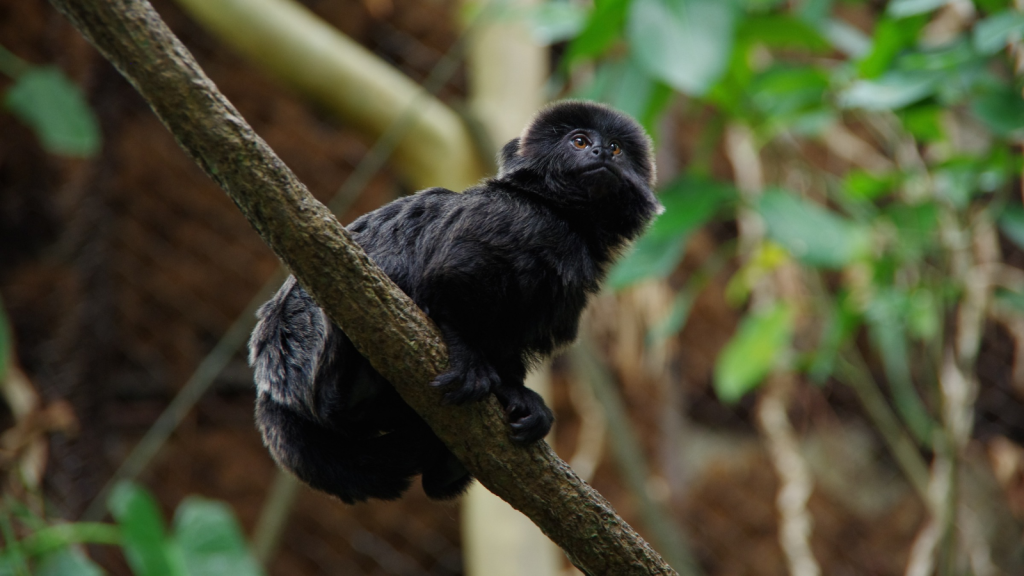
249,100 -> 661,503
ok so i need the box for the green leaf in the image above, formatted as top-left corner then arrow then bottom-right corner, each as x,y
742,0 -> 786,11
896,39 -> 978,72
714,303 -> 794,403
906,289 -> 939,341
821,18 -> 872,57
757,190 -> 870,269
35,549 -> 104,576
897,104 -> 944,141
0,294 -> 11,381
173,498 -> 264,576
807,297 -> 859,383
973,9 -> 1024,55
842,170 -> 898,201
837,70 -> 939,110
998,205 -> 1024,251
650,290 -> 697,342
929,155 -> 1012,207
788,109 -> 837,136
933,163 -> 979,207
995,287 -> 1024,313
108,482 -> 179,576
796,0 -> 833,24
970,86 -> 1024,138
974,0 -> 1013,13
580,57 -> 673,133
646,177 -> 735,240
865,290 -> 935,445
0,507 -> 27,576
626,0 -> 738,96
607,233 -> 688,290
529,1 -> 589,44
608,176 -> 734,288
884,202 -> 939,260
608,59 -> 658,118
565,0 -> 631,62
888,201 -> 937,241
20,523 -> 121,557
647,247 -> 727,341
745,65 -> 833,134
4,67 -> 100,157
749,66 -> 829,118
977,145 -> 1020,190
857,15 -> 929,78
735,14 -> 830,52
887,0 -> 949,18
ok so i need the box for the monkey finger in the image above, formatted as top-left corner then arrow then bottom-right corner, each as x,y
442,364 -> 496,404
508,411 -> 552,443
430,370 -> 462,389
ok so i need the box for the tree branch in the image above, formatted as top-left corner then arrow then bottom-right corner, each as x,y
46,0 -> 678,573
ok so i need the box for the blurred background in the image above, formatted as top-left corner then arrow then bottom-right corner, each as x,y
2,0 -> 1024,574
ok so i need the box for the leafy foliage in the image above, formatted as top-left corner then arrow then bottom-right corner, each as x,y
756,189 -> 870,269
608,175 -> 734,289
0,45 -> 100,157
555,0 -> 1024,418
626,0 -> 738,96
0,484 -> 263,576
714,302 -> 794,403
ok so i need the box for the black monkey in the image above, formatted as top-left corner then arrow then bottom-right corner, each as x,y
249,100 -> 661,503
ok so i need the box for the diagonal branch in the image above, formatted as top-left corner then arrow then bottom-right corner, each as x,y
45,0 -> 678,574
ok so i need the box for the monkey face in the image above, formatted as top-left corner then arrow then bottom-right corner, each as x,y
562,129 -> 629,199
523,102 -> 653,179
500,100 -> 660,216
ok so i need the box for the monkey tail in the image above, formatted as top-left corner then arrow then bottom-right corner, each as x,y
248,276 -> 329,414
248,277 -> 471,502
254,396 -> 422,503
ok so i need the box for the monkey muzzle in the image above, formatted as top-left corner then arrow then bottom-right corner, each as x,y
578,165 -> 621,199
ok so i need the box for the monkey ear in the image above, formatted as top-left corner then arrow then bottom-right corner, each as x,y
496,138 -> 522,177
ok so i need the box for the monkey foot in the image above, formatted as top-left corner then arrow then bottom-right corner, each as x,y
496,386 -> 553,443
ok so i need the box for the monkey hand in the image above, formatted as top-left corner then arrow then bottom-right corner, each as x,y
494,386 -> 553,443
430,328 -> 552,443
431,346 -> 501,405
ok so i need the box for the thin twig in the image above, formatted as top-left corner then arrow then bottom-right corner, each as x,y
904,456 -> 953,576
833,350 -> 931,499
251,470 -> 301,564
566,368 -> 606,483
757,383 -> 820,576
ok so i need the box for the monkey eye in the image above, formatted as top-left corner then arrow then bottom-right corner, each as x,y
609,141 -> 622,155
571,135 -> 591,149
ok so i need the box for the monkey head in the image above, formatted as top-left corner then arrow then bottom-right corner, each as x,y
496,100 -> 661,219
